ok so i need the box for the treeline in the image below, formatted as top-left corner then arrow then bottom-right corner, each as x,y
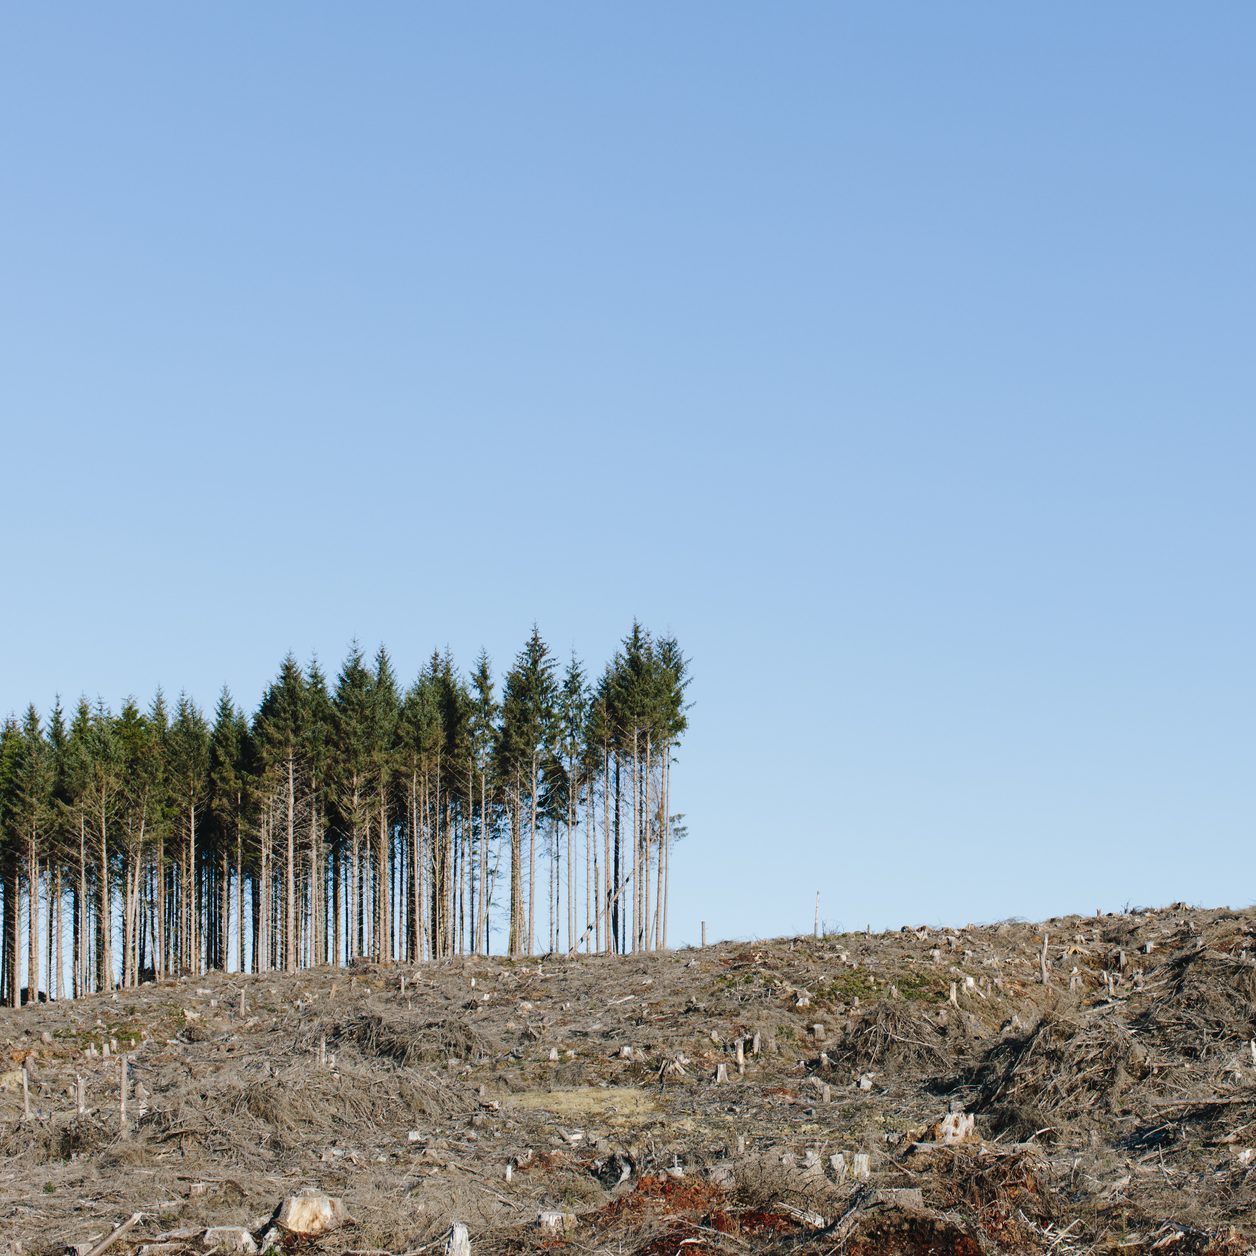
0,624 -> 688,1005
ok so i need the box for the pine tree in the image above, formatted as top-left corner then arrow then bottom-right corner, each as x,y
46,699 -> 69,1000
497,627 -> 556,956
552,656 -> 588,954
333,645 -> 374,963
0,718 -> 23,1004
255,656 -> 307,973
652,635 -> 689,949
468,651 -> 499,954
304,662 -> 334,970
208,689 -> 248,972
0,627 -> 689,998
167,695 -> 209,975
396,672 -> 440,961
114,698 -> 158,986
369,647 -> 399,962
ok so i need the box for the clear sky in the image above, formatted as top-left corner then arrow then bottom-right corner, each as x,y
2,5 -> 1252,944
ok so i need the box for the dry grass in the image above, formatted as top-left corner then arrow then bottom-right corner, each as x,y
0,904 -> 1253,1254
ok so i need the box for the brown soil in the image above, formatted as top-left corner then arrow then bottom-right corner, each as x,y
1,903 -> 1254,1254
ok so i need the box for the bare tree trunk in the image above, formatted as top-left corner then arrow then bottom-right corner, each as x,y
77,817 -> 87,996
567,760 -> 575,956
98,798 -> 112,993
3,854 -> 17,1006
642,734 -> 651,951
585,777 -> 594,954
528,754 -> 538,956
660,745 -> 670,950
612,755 -> 621,954
236,820 -> 244,973
478,770 -> 490,954
284,759 -> 296,973
508,782 -> 523,957
27,823 -> 40,1002
309,799 -> 321,967
187,802 -> 197,976
410,772 -> 421,962
350,788 -> 361,960
377,780 -> 390,963
54,865 -> 64,1000
258,808 -> 271,974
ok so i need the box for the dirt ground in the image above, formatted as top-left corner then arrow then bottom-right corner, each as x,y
2,904 -> 1254,1255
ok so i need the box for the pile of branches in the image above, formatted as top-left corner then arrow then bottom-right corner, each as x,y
0,1108 -> 118,1165
967,1007 -> 1150,1140
920,1145 -> 1055,1250
1136,946 -> 1256,1062
827,1003 -> 955,1073
339,1009 -> 491,1067
140,1054 -> 471,1166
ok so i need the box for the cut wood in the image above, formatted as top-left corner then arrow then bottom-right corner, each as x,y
80,1214 -> 143,1256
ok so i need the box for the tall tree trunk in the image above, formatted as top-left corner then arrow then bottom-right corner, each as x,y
77,817 -> 87,996
477,771 -> 489,954
612,755 -> 621,954
54,865 -> 64,1000
508,781 -> 523,957
585,775 -> 594,954
642,734 -> 651,951
3,853 -> 17,1005
377,780 -> 389,963
409,772 -> 421,962
656,746 -> 668,951
285,758 -> 296,973
309,799 -> 321,968
527,754 -> 538,956
236,817 -> 244,973
97,797 -> 111,993
27,823 -> 39,1002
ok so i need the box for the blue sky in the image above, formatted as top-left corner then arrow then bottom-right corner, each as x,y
2,4 -> 1252,942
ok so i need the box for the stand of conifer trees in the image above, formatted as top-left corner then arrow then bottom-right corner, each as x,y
0,624 -> 688,1004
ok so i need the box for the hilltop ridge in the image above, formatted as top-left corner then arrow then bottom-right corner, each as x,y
2,904 -> 1254,1254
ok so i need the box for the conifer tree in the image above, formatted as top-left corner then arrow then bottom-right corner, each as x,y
255,656 -> 307,972
0,718 -> 23,1004
166,695 -> 209,975
208,689 -> 248,972
301,663 -> 333,969
553,656 -> 588,953
369,647 -> 399,962
114,698 -> 157,986
333,645 -> 374,962
468,651 -> 498,954
0,626 -> 689,997
497,628 -> 556,956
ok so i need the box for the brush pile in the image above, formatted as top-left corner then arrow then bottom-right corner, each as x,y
1,904 -> 1254,1254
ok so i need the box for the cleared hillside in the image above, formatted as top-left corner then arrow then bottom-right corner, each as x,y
2,905 -> 1254,1255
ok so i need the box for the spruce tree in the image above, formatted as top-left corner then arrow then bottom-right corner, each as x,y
0,718 -> 23,1004
208,689 -> 248,972
369,647 -> 400,961
497,627 -> 556,956
166,695 -> 209,975
254,655 -> 307,972
333,645 -> 374,962
0,626 -> 689,995
468,651 -> 498,953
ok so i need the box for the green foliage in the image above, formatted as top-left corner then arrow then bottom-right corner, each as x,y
0,621 -> 690,986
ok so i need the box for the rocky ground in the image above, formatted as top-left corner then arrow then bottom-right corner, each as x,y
1,904 -> 1254,1255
